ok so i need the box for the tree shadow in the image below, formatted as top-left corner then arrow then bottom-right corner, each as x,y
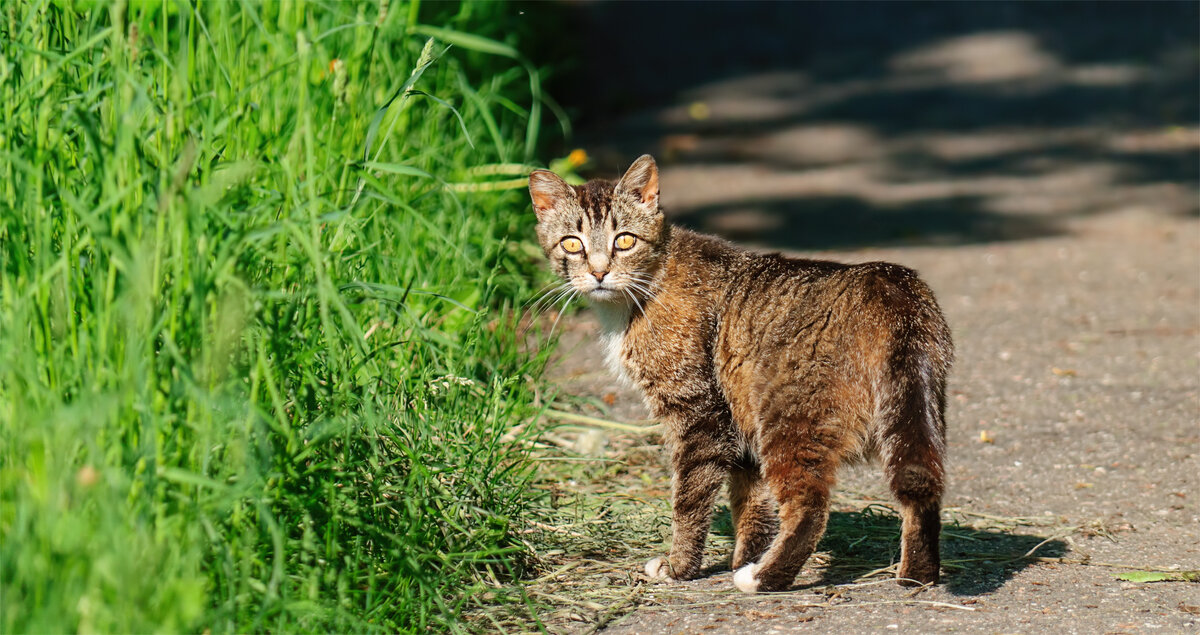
671,194 -> 1064,251
707,503 -> 1067,596
539,0 -> 1199,252
547,2 -> 1198,126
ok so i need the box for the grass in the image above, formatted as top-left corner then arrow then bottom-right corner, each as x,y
0,0 -> 572,631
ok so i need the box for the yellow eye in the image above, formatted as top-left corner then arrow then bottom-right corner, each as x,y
560,237 -> 583,253
614,233 -> 636,250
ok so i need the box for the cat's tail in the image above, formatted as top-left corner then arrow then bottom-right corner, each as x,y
879,303 -> 951,487
878,300 -> 952,585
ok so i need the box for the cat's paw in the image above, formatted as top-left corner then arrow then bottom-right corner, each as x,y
644,557 -> 672,580
897,563 -> 940,587
733,563 -> 761,594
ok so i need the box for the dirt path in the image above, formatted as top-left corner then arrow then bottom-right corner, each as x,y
535,4 -> 1198,633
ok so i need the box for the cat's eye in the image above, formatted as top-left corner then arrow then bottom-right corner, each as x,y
614,233 -> 637,250
560,237 -> 584,253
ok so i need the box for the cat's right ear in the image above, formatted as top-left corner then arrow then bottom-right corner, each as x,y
528,170 -> 574,222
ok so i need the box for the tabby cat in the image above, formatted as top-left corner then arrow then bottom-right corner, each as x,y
528,155 -> 953,592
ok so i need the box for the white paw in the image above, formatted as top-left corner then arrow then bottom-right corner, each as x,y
644,557 -> 671,580
733,563 -> 761,594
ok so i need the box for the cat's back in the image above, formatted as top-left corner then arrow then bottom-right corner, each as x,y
662,229 -> 949,350
724,250 -> 948,343
716,248 -> 950,396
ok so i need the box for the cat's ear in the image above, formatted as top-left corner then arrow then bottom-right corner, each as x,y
528,170 -> 574,222
615,154 -> 659,210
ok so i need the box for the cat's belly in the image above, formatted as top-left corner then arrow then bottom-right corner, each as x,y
718,350 -> 880,462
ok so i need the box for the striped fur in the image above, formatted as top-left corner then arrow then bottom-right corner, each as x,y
530,155 -> 953,592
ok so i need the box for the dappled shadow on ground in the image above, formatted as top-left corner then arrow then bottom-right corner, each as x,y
550,1 -> 1199,251
677,194 -> 1058,252
708,503 -> 1067,596
815,506 -> 1067,596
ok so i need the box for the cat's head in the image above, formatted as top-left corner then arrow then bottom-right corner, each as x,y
528,154 -> 667,303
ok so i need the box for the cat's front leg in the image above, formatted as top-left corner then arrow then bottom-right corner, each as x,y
645,427 -> 730,581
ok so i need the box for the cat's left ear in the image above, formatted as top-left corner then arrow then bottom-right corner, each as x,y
615,154 -> 660,211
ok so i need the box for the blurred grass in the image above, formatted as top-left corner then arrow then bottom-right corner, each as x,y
0,0 -> 564,631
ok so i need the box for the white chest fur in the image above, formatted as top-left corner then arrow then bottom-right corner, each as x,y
592,303 -> 633,387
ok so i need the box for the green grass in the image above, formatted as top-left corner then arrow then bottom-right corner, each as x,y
0,0 -> 565,631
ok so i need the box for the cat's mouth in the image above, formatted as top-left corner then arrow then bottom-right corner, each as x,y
587,286 -> 622,302
575,277 -> 633,303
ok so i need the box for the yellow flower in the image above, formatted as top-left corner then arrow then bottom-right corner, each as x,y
567,148 -> 588,168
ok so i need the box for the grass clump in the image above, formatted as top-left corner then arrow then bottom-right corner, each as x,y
0,0 -> 560,631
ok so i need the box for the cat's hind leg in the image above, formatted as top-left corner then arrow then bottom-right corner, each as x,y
733,412 -> 840,593
888,463 -> 942,586
729,465 -> 777,569
880,358 -> 947,586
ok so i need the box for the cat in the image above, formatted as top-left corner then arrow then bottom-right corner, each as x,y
528,155 -> 953,593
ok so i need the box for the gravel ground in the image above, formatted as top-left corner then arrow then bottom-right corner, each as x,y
538,3 -> 1198,632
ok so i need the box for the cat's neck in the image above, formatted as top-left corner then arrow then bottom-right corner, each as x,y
592,299 -> 633,335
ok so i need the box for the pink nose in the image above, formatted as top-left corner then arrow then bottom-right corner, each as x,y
591,271 -> 607,282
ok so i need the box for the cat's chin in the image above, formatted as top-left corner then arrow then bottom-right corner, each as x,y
586,288 -> 627,303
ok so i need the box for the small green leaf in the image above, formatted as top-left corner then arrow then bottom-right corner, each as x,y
363,162 -> 435,179
409,25 -> 519,58
157,467 -> 229,492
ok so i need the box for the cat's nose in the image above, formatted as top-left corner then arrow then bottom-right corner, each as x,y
591,271 -> 607,282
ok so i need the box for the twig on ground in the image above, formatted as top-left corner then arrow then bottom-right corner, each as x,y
848,599 -> 976,612
523,520 -> 589,538
531,561 -> 581,584
543,408 -> 661,434
1025,557 -> 1185,572
944,508 -> 1054,526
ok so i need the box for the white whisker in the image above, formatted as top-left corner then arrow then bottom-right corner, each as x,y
623,285 -> 654,333
630,273 -> 661,295
521,282 -> 575,334
545,288 -> 579,345
522,280 -> 564,309
532,283 -> 572,313
625,279 -> 656,304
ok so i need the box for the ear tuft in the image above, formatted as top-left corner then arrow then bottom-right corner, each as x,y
615,154 -> 659,208
528,170 -> 574,221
